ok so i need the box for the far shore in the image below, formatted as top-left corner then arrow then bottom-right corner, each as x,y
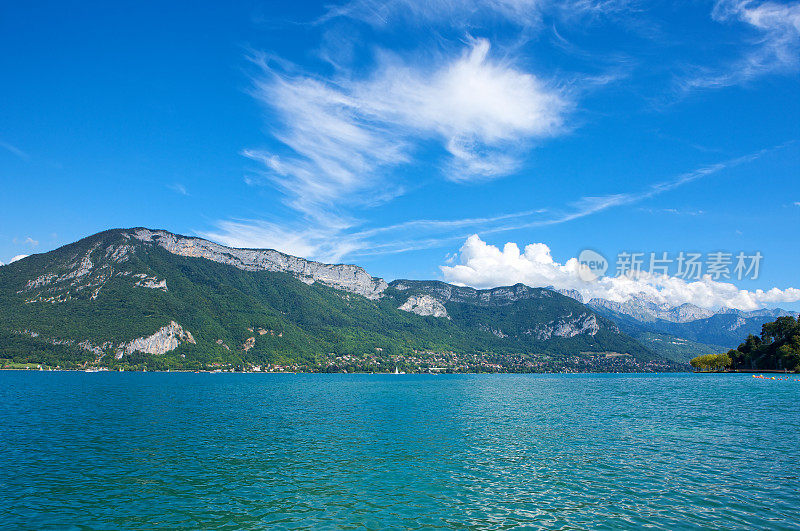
0,368 -> 718,375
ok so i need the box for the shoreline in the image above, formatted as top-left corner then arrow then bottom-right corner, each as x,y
0,368 -> 697,374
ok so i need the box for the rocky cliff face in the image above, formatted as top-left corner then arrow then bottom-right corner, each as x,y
116,320 -> 195,358
392,280 -> 554,306
130,229 -> 387,299
550,287 -> 584,303
525,313 -> 601,340
16,321 -> 195,362
19,239 -> 166,303
588,298 -> 716,323
391,280 -> 615,341
398,295 -> 449,319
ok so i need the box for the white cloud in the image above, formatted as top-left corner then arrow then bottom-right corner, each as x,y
246,39 -> 569,221
0,140 -> 29,160
9,254 -> 29,264
215,138 -> 787,267
638,207 -> 705,216
210,147 -> 775,262
321,0 -> 544,28
441,234 -> 800,310
199,220 -> 351,262
168,183 -> 189,196
689,0 -> 800,88
200,210 -> 541,262
320,0 -> 634,29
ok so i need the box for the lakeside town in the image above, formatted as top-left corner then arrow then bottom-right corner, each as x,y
1,348 -> 681,374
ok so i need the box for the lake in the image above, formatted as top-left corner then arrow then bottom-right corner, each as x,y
1,372 -> 798,529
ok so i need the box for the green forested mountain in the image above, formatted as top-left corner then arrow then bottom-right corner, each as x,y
0,228 -> 678,372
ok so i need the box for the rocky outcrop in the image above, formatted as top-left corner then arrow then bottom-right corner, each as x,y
16,322 -> 194,361
478,324 -> 508,338
116,321 -> 195,358
391,281 -> 553,306
24,248 -> 96,292
588,298 -> 715,323
525,313 -> 600,340
727,316 -> 747,331
216,339 -> 230,351
21,246 -> 114,302
242,336 -> 256,351
133,274 -> 167,291
550,287 -> 584,303
131,229 -> 387,299
398,295 -> 449,319
15,329 -> 115,359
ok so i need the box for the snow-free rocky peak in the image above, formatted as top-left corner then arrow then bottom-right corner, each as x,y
130,228 -> 388,299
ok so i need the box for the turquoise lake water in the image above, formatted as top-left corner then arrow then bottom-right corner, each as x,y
1,372 -> 798,529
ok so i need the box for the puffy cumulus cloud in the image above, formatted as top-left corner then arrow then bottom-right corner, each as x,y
440,235 -> 800,310
247,39 -> 569,221
9,254 -> 29,264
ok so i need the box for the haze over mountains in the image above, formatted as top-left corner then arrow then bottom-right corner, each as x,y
0,228 -> 792,371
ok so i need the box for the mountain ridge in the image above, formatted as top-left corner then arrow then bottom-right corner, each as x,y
0,227 -> 677,372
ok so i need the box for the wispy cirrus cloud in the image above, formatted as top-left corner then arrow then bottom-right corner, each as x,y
0,140 -> 29,160
685,0 -> 800,89
219,1 -> 794,267
637,207 -> 705,216
200,220 -> 346,260
478,148 -> 770,235
320,0 -> 544,27
205,147 -> 772,262
167,183 -> 189,196
200,210 -> 544,263
245,38 -> 570,226
320,0 -> 636,29
13,236 -> 39,248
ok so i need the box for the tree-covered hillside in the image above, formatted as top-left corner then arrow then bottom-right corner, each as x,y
0,228 -> 678,372
725,316 -> 800,372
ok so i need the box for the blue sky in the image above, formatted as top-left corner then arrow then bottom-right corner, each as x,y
1,0 -> 799,309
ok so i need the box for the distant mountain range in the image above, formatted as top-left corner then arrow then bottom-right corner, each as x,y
0,228 -> 792,371
549,289 -> 795,361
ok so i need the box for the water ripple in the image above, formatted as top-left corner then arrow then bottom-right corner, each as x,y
1,372 -> 798,529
